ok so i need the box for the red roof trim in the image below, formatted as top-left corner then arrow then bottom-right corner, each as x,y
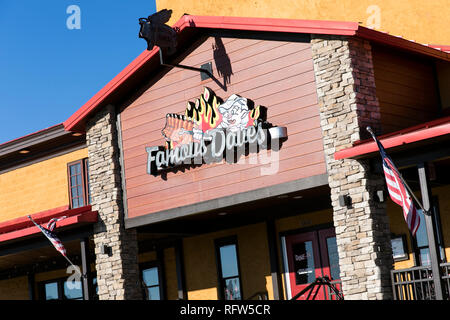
178,15 -> 359,35
0,205 -> 98,243
429,44 -> 450,53
63,15 -> 450,133
334,116 -> 450,160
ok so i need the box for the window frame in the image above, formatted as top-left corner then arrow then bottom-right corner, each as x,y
139,260 -> 164,300
38,277 -> 83,300
390,233 -> 409,262
411,196 -> 446,266
38,274 -> 98,300
67,158 -> 90,209
214,236 -> 244,300
83,158 -> 91,204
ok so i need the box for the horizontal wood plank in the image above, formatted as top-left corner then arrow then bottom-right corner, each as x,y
128,162 -> 326,218
120,36 -> 325,218
125,139 -> 325,198
372,45 -> 440,134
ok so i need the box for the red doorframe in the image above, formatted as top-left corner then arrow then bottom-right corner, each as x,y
284,227 -> 341,300
285,231 -> 324,300
318,228 -> 334,278
318,228 -> 342,300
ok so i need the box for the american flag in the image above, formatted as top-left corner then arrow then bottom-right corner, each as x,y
46,216 -> 67,232
367,128 -> 420,237
28,216 -> 67,257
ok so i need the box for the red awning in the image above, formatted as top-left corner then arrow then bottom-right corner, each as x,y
0,205 -> 98,243
334,116 -> 450,160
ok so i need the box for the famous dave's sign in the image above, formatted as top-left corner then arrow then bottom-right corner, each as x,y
146,88 -> 287,175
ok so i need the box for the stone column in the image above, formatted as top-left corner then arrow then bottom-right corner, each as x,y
86,104 -> 142,300
311,35 -> 394,299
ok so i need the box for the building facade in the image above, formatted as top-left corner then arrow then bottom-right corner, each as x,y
0,124 -> 98,300
1,14 -> 449,300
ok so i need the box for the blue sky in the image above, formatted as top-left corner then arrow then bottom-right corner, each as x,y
0,1 -> 157,144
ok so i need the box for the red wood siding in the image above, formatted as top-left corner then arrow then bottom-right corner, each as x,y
372,45 -> 441,133
120,36 -> 326,219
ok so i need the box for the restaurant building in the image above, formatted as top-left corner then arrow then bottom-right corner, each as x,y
1,13 -> 449,300
63,14 -> 450,300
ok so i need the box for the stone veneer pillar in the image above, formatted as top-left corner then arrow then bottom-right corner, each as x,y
86,104 -> 142,300
311,35 -> 394,299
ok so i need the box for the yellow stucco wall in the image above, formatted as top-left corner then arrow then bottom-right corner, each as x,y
388,184 -> 450,270
138,247 -> 181,300
0,276 -> 29,300
0,148 -> 88,223
177,209 -> 334,300
157,0 -> 450,45
435,185 -> 450,264
163,247 -> 179,300
183,222 -> 273,300
0,267 -> 85,300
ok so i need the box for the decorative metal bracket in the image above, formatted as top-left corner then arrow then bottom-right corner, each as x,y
138,9 -> 214,79
159,50 -> 213,79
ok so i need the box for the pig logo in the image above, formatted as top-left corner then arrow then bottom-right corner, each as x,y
216,94 -> 250,132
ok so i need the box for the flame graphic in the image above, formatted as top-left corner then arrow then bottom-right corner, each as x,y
247,105 -> 261,127
185,87 -> 223,132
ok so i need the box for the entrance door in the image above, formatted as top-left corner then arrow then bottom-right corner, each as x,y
284,228 -> 341,300
318,228 -> 342,299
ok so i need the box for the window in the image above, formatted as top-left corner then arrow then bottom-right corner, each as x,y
68,159 -> 90,209
325,236 -> 340,281
39,276 -> 98,300
40,278 -> 82,300
413,201 -> 446,266
44,282 -> 59,300
215,237 -> 243,300
391,234 -> 408,261
141,263 -> 162,300
292,241 -> 315,284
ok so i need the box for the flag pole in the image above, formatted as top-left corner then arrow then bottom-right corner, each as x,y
366,126 -> 427,214
27,215 -> 84,278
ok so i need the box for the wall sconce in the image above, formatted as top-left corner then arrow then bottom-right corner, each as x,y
375,189 -> 385,203
200,62 -> 213,81
101,244 -> 112,257
338,195 -> 352,207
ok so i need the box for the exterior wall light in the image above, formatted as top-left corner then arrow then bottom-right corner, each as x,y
375,189 -> 385,203
338,195 -> 352,207
101,244 -> 112,256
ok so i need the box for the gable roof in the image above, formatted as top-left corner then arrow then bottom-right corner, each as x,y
63,14 -> 450,132
0,123 -> 86,173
